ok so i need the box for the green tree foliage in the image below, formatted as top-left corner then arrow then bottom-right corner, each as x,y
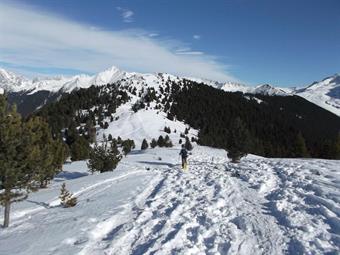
141,139 -> 149,150
184,136 -> 193,151
87,140 -> 122,173
70,136 -> 90,161
0,96 -> 66,227
150,138 -> 157,148
164,126 -> 171,134
24,117 -> 68,188
157,135 -> 165,147
168,79 -> 340,159
292,132 -> 310,158
334,133 -> 340,159
59,183 -> 77,208
227,117 -> 250,163
121,139 -> 135,156
34,84 -> 129,157
164,135 -> 173,147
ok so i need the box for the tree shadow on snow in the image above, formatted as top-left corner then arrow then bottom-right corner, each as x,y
137,161 -> 176,168
54,171 -> 89,182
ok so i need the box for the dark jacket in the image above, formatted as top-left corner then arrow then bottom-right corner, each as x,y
179,148 -> 188,158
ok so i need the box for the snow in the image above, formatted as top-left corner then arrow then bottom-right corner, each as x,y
97,103 -> 197,149
1,146 -> 339,255
295,74 -> 340,116
1,66 -> 339,116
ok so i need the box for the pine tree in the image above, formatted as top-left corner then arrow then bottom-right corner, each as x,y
59,183 -> 77,208
157,135 -> 165,147
185,136 -> 193,151
141,139 -> 149,150
24,117 -> 67,188
0,96 -> 65,227
164,135 -> 173,147
150,138 -> 157,148
87,139 -> 122,173
121,139 -> 135,156
334,132 -> 340,159
227,117 -> 250,163
292,132 -> 310,158
108,134 -> 113,141
164,126 -> 171,134
70,136 -> 90,161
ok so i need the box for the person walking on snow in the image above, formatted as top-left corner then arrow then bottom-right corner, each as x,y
179,145 -> 188,169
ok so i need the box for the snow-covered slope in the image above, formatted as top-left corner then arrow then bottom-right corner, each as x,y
0,68 -> 30,92
294,74 -> 340,116
0,146 -> 339,255
1,66 -> 340,116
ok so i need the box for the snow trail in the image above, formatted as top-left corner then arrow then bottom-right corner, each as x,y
1,146 -> 339,255
83,150 -> 286,255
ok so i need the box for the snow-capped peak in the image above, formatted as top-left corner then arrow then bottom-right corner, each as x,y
253,84 -> 288,96
0,68 -> 29,92
294,73 -> 340,116
91,66 -> 124,86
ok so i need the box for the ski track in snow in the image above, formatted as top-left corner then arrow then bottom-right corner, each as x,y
0,147 -> 339,255
75,148 -> 339,255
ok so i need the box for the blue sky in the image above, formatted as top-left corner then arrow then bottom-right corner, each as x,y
0,0 -> 339,87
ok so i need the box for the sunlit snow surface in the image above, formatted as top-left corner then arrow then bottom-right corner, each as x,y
0,146 -> 339,255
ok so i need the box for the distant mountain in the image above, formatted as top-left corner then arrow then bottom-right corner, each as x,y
294,74 -> 340,117
0,66 -> 339,116
0,66 -> 124,93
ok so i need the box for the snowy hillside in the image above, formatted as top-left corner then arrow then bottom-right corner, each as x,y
0,145 -> 339,255
295,74 -> 340,116
1,67 -> 340,116
1,69 -> 339,254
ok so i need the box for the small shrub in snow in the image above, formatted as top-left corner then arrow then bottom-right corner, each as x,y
59,183 -> 77,208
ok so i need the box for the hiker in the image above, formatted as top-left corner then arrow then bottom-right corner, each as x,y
179,144 -> 188,169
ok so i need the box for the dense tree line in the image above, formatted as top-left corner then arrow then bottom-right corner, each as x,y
168,80 -> 340,159
0,95 -> 67,227
34,85 -> 129,160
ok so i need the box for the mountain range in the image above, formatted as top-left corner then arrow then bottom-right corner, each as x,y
0,66 -> 339,117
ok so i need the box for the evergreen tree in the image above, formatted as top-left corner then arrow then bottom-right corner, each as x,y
0,96 -> 65,227
108,134 -> 113,141
227,117 -> 250,163
85,120 -> 96,143
24,117 -> 67,188
292,132 -> 310,158
185,136 -> 193,151
334,133 -> 340,159
157,135 -> 165,147
164,135 -> 173,147
164,126 -> 171,134
141,139 -> 149,150
87,140 -> 122,173
121,139 -> 135,156
150,138 -> 157,148
70,136 -> 90,161
59,183 -> 77,208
